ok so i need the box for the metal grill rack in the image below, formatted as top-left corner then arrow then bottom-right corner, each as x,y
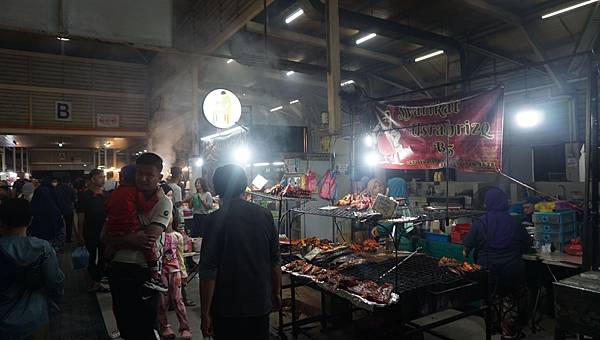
339,255 -> 464,295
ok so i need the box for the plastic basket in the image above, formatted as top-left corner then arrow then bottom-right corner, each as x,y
533,211 -> 576,225
425,232 -> 450,243
417,239 -> 474,263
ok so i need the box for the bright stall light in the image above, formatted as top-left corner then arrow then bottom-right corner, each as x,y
227,58 -> 234,64
201,126 -> 245,141
286,70 -> 295,76
364,152 -> 381,167
57,37 -> 70,41
341,80 -> 355,86
285,8 -> 304,24
515,108 -> 543,128
270,106 -> 284,112
356,33 -> 376,45
253,162 -> 270,167
415,50 -> 445,62
364,134 -> 374,147
143,149 -> 147,152
289,99 -> 300,104
542,0 -> 598,19
58,142 -> 63,148
182,166 -> 189,172
233,147 -> 251,163
195,158 -> 204,167
272,162 -> 285,166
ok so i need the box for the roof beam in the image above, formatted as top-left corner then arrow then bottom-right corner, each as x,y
460,0 -> 565,91
245,21 -> 406,66
402,65 -> 433,98
568,3 -> 600,74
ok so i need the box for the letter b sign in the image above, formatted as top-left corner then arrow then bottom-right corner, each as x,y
55,101 -> 72,121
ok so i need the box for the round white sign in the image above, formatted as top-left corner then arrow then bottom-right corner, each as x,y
202,89 -> 242,129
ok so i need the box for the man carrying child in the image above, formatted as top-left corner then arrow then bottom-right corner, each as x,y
103,153 -> 172,340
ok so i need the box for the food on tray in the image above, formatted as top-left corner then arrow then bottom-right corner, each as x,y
282,259 -> 395,304
350,239 -> 380,253
348,281 -> 394,304
264,183 -> 311,198
335,258 -> 367,271
336,193 -> 374,211
438,256 -> 482,274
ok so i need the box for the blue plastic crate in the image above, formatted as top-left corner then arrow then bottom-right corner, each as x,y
535,231 -> 577,252
424,232 -> 450,243
533,211 -> 576,225
536,222 -> 576,234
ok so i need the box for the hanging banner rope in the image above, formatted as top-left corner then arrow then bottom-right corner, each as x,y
373,87 -> 504,173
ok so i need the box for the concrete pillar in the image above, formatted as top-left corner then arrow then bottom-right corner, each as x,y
104,148 -> 108,168
326,0 -> 342,135
12,147 -> 16,172
113,149 -> 117,168
1,147 -> 5,172
20,148 -> 24,172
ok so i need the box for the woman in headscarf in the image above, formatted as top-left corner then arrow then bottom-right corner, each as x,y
28,178 -> 64,249
463,187 -> 531,339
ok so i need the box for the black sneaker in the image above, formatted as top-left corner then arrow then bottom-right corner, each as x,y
143,278 -> 168,292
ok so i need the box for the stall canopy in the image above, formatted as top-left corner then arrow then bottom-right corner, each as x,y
374,87 -> 504,173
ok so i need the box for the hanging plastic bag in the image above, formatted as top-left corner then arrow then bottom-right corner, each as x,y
305,170 -> 318,193
71,246 -> 89,271
319,170 -> 337,201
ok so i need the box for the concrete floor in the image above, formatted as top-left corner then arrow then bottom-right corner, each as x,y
97,275 -> 558,340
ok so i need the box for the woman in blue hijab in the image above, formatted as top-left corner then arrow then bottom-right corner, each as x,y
463,187 -> 531,339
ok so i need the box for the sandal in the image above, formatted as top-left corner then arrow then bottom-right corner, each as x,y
184,300 -> 196,307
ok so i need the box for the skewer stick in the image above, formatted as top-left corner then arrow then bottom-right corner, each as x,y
379,247 -> 422,280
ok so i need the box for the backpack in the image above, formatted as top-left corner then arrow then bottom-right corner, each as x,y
319,170 -> 337,201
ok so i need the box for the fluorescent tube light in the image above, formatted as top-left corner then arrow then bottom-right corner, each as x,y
542,0 -> 598,19
227,59 -> 234,64
289,99 -> 300,104
285,9 -> 304,24
341,80 -> 355,86
57,37 -> 70,41
286,70 -> 295,76
414,50 -> 445,62
270,106 -> 284,112
356,33 -> 376,45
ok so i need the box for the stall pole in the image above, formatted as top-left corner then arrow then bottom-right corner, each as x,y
112,149 -> 117,168
104,148 -> 108,169
12,147 -> 16,172
585,58 -> 600,269
326,0 -> 341,135
1,147 -> 5,172
20,147 -> 24,172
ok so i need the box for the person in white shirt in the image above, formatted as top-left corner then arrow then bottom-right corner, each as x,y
103,171 -> 118,192
167,167 -> 184,224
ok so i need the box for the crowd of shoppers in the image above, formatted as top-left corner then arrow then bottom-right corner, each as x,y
0,157 -> 285,340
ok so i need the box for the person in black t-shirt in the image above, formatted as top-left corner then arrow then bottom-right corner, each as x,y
76,169 -> 108,293
199,164 -> 281,340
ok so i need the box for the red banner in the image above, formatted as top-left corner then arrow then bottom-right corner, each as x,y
374,88 -> 504,172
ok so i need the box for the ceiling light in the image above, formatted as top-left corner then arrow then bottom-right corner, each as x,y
286,70 -> 295,76
341,80 -> 355,86
364,134 -> 374,147
365,152 -> 381,167
57,37 -> 70,41
272,162 -> 285,166
270,106 -> 283,112
285,8 -> 304,24
415,50 -> 445,62
253,162 -> 270,167
182,166 -> 189,172
542,0 -> 598,19
356,33 -> 376,45
83,164 -> 87,167
233,146 -> 251,163
58,142 -> 63,147
195,158 -> 204,167
516,108 -> 543,128
227,59 -> 234,64
143,149 -> 147,152
289,99 -> 300,104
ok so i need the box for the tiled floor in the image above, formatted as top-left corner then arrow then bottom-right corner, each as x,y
49,245 -> 109,340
